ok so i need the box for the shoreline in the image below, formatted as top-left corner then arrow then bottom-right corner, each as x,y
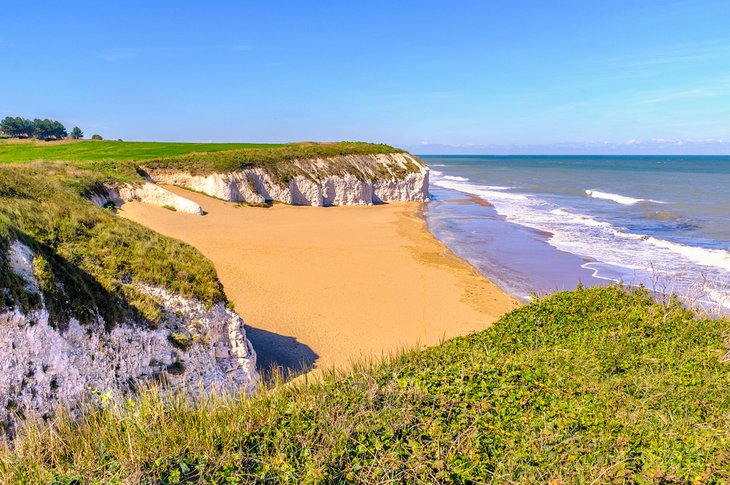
426,183 -> 603,301
119,187 -> 517,375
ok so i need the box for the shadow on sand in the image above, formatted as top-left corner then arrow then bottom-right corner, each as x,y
244,325 -> 318,382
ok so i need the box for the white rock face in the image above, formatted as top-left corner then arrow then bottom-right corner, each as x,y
88,182 -> 204,215
147,153 -> 430,206
144,171 -> 265,204
0,242 -> 257,433
8,241 -> 38,293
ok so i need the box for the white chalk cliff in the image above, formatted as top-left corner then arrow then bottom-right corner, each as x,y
145,153 -> 430,206
87,182 -> 205,214
0,241 -> 257,434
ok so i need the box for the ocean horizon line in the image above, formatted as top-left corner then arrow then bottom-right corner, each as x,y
417,153 -> 730,157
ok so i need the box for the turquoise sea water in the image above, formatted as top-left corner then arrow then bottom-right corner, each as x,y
422,155 -> 730,311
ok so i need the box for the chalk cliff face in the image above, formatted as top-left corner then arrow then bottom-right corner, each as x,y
87,182 -> 205,214
0,241 -> 257,434
144,153 -> 430,206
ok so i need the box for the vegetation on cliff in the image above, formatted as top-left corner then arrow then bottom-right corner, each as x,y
0,139 -> 401,166
2,286 -> 728,483
141,141 -> 405,176
0,138 -> 284,164
0,162 -> 225,328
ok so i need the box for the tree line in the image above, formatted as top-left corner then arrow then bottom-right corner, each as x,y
0,116 -> 87,141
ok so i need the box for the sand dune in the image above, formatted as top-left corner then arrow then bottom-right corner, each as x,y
120,187 -> 516,375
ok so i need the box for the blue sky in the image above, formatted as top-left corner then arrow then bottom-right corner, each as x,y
2,0 -> 730,153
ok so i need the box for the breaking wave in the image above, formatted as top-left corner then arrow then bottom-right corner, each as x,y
586,189 -> 665,205
429,170 -> 730,310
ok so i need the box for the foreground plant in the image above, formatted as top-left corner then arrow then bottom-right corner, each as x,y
1,286 -> 728,483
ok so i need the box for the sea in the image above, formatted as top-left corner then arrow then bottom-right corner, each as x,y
422,155 -> 730,312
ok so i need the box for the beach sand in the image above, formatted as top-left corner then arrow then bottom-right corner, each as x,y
120,187 -> 517,375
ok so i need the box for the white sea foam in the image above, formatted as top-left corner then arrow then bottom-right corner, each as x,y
430,171 -> 511,190
432,179 -> 529,200
705,287 -> 730,310
550,208 -> 612,228
480,185 -> 515,191
586,189 -> 665,205
430,174 -> 730,309
645,237 -> 730,271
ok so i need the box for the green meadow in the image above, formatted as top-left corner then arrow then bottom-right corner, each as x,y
0,139 -> 403,166
0,139 -> 286,164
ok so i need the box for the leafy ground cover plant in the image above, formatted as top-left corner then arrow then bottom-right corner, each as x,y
2,286 -> 727,483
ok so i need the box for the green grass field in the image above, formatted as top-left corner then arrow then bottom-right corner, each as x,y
0,139 -> 409,188
2,286 -> 728,483
0,139 -> 285,164
142,141 -> 404,175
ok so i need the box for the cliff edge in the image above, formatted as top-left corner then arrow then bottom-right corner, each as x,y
141,150 -> 430,207
0,163 -> 258,435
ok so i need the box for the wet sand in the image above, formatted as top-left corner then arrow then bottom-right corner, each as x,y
442,195 -> 494,207
120,187 -> 517,375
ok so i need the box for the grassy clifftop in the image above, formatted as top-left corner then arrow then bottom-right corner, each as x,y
3,286 -> 728,482
0,162 -> 225,328
141,141 -> 405,176
0,139 -> 403,167
0,139 -> 285,164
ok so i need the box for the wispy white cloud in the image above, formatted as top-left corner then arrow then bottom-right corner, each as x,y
600,40 -> 730,71
637,88 -> 715,104
96,44 -> 256,61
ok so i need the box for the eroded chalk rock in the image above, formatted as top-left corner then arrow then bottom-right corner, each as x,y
0,242 -> 257,434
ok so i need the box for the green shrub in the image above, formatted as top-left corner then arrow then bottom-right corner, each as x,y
169,332 -> 192,351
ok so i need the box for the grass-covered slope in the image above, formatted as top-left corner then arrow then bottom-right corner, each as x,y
0,139 -> 284,164
0,162 -> 225,328
3,286 -> 727,483
0,139 -> 402,167
141,141 -> 405,176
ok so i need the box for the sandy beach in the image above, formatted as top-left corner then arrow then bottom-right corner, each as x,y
120,187 -> 516,375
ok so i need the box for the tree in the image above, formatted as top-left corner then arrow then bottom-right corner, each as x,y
70,126 -> 83,139
91,134 -> 103,140
0,116 -> 33,138
32,118 -> 67,141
